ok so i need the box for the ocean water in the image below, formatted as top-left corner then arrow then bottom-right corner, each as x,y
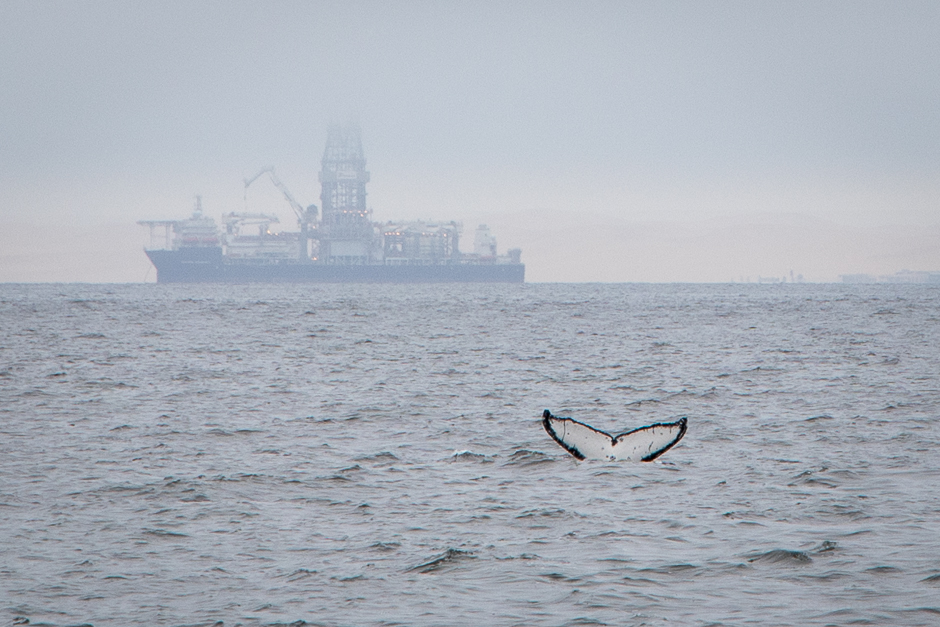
1,282 -> 939,626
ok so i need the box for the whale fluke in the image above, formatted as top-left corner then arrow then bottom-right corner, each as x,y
542,409 -> 687,462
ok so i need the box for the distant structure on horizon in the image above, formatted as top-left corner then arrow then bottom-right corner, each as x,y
734,271 -> 805,283
841,271 -> 940,284
139,123 -> 523,283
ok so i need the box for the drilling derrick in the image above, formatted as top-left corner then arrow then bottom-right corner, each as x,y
318,122 -> 374,264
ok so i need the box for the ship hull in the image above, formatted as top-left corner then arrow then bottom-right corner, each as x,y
145,248 -> 525,283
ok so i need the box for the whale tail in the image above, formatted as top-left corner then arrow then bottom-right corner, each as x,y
542,409 -> 687,462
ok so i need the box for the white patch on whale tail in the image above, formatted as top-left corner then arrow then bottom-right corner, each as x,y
542,409 -> 687,462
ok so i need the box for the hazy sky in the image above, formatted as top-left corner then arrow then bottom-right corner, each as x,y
1,0 -> 938,282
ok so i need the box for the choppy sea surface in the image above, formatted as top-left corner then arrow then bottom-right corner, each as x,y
1,283 -> 939,626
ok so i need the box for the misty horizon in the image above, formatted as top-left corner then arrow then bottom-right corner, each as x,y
1,1 -> 938,282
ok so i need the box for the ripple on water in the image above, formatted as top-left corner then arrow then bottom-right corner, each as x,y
2,283 -> 940,626
407,548 -> 476,574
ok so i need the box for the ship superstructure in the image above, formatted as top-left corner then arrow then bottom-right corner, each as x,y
139,124 -> 523,283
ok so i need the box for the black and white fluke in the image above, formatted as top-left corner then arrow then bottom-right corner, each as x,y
542,409 -> 687,462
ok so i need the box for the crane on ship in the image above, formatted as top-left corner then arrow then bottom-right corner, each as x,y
244,167 -> 318,227
244,167 -> 318,261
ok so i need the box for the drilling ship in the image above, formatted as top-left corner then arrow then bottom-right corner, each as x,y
139,124 -> 524,284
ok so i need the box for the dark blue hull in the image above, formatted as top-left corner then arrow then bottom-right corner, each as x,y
145,248 -> 525,283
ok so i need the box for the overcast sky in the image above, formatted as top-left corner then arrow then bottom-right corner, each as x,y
1,0 -> 938,282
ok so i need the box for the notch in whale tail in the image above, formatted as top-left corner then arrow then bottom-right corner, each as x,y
542,409 -> 687,462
